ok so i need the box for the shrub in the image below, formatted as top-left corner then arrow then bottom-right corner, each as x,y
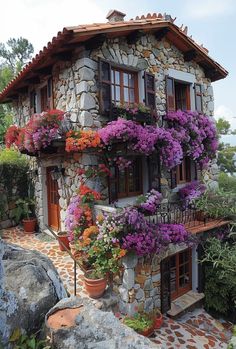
219,172 -> 236,193
0,148 -> 29,198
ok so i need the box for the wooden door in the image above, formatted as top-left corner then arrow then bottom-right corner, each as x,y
46,167 -> 60,231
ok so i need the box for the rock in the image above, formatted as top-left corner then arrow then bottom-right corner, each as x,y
79,67 -> 95,81
79,93 -> 96,110
76,81 -> 89,95
78,111 -> 94,127
46,297 -> 159,349
144,298 -> 154,313
136,58 -> 148,70
135,288 -> 145,301
0,241 -> 67,347
75,58 -> 97,71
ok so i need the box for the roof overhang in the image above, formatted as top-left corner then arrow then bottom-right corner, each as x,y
0,19 -> 228,103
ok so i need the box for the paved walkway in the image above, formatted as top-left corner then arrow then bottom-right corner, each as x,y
1,227 -> 232,349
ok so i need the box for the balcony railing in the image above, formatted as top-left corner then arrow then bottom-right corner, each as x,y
146,202 -> 208,228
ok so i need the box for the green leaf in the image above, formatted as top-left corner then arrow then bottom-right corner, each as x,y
9,328 -> 21,342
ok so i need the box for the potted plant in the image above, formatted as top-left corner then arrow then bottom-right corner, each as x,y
83,269 -> 107,299
123,312 -> 156,337
14,198 -> 37,233
153,309 -> 163,329
57,231 -> 70,251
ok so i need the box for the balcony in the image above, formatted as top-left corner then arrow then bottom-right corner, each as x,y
145,202 -> 231,234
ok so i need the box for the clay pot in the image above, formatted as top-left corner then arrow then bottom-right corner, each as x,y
84,273 -> 107,299
138,324 -> 155,337
22,218 -> 37,233
57,234 -> 70,251
154,311 -> 163,329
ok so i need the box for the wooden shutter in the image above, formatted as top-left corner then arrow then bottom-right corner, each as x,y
47,77 -> 53,110
186,157 -> 191,182
147,154 -> 161,192
170,166 -> 177,189
98,58 -> 112,117
161,257 -> 171,313
166,76 -> 176,111
194,83 -> 203,112
108,166 -> 118,203
30,91 -> 36,115
144,72 -> 156,110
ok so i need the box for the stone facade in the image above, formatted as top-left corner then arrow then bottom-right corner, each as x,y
11,34 -> 215,231
113,244 -> 189,316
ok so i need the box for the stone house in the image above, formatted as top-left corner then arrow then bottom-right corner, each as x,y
0,10 -> 229,315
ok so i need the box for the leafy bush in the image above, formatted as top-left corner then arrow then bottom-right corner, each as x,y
9,328 -> 50,349
0,148 -> 29,198
219,172 -> 236,193
201,236 -> 236,319
195,189 -> 236,220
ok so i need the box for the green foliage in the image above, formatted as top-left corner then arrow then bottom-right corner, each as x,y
123,313 -> 154,332
201,237 -> 236,317
0,148 -> 29,199
0,109 -> 12,144
195,189 -> 236,219
217,145 -> 236,174
0,37 -> 34,74
219,172 -> 236,193
9,328 -> 50,349
12,198 -> 35,222
216,118 -> 231,135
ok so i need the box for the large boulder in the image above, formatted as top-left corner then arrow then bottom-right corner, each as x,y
45,297 -> 160,349
0,241 -> 67,347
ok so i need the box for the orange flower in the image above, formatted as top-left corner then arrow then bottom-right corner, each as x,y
96,213 -> 104,223
83,225 -> 99,239
118,249 -> 127,258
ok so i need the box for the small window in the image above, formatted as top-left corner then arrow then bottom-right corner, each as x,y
111,68 -> 138,106
166,77 -> 191,111
176,157 -> 191,184
170,249 -> 192,300
109,157 -> 143,201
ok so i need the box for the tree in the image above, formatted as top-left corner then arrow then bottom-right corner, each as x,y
0,37 -> 34,145
216,118 -> 231,135
0,37 -> 33,74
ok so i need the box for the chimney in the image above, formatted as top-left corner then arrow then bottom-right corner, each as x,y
106,9 -> 126,23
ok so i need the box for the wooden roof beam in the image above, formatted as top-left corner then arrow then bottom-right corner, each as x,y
184,49 -> 197,62
127,30 -> 144,45
154,27 -> 169,41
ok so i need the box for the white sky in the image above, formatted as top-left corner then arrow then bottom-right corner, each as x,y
1,0 -> 236,139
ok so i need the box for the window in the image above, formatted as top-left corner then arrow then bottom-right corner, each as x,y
170,157 -> 197,188
166,76 -> 203,113
109,157 -> 143,201
99,58 -> 156,118
170,249 -> 192,300
166,77 -> 190,111
111,68 -> 138,106
30,77 -> 53,114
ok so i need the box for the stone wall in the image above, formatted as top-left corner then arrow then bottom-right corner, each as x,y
113,244 -> 189,316
10,33 -> 216,231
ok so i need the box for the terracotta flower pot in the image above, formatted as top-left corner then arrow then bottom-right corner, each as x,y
84,273 -> 107,299
154,312 -> 163,329
58,234 -> 70,251
22,218 -> 37,233
138,324 -> 155,337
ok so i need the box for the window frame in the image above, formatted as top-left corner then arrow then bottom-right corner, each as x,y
111,67 -> 139,106
176,157 -> 191,185
170,248 -> 192,300
109,156 -> 143,201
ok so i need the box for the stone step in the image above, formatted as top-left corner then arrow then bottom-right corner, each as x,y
167,291 -> 205,319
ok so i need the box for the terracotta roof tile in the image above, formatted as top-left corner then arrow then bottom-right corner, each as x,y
0,13 -> 228,102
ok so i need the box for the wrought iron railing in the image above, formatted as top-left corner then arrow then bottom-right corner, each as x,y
146,202 -> 208,227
